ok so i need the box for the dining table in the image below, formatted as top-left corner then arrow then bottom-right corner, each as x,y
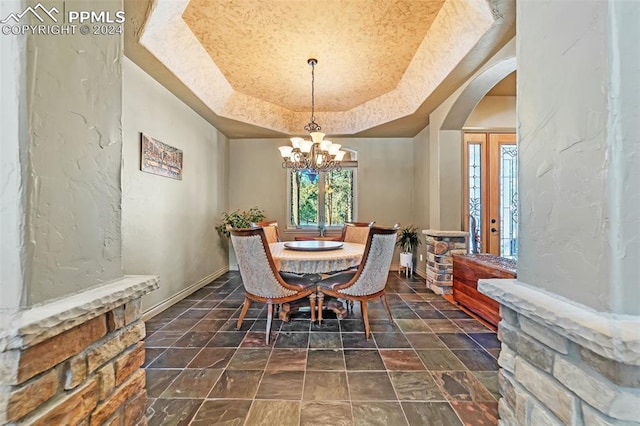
268,240 -> 366,321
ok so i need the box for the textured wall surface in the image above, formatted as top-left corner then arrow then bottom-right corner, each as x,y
122,58 -> 229,312
26,0 -> 124,305
517,0 -> 612,312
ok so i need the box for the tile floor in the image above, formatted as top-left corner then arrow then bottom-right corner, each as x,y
144,272 -> 500,425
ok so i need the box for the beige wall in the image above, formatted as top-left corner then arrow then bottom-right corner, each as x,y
464,96 -> 516,129
412,125 -> 430,276
122,58 -> 229,312
228,137 -> 414,266
25,0 -> 124,305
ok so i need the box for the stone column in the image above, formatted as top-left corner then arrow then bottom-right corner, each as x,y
422,230 -> 467,294
479,0 -> 640,424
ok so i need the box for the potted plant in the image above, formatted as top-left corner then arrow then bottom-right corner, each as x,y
215,207 -> 266,237
396,225 -> 422,269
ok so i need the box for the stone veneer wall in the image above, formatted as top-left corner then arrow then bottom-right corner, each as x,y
0,276 -> 158,425
422,230 -> 468,294
480,279 -> 640,425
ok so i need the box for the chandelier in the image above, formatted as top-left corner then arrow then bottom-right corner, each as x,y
278,59 -> 345,176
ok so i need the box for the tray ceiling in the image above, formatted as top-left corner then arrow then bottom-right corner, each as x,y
126,0 -> 515,137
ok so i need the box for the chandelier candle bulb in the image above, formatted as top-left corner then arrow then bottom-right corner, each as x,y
335,151 -> 346,161
328,143 -> 341,155
320,139 -> 332,151
300,140 -> 313,153
279,146 -> 294,158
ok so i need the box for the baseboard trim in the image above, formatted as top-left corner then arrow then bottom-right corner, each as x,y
143,266 -> 229,320
415,268 -> 427,279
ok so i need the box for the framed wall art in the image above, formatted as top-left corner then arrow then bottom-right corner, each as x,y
140,133 -> 183,180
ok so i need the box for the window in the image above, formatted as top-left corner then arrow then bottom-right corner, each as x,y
463,132 -> 518,258
288,167 -> 357,228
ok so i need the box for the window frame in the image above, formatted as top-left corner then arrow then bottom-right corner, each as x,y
286,162 -> 358,231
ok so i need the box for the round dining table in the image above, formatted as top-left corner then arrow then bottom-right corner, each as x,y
268,241 -> 366,321
269,241 -> 365,274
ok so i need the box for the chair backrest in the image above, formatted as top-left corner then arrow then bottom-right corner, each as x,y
229,228 -> 296,299
251,220 -> 281,244
341,221 -> 374,244
337,225 -> 399,296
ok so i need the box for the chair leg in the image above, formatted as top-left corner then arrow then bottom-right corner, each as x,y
309,293 -> 317,323
360,300 -> 371,340
380,294 -> 394,323
317,292 -> 324,323
236,297 -> 251,330
266,303 -> 274,345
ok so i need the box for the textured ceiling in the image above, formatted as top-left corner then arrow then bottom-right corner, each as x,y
183,0 -> 445,112
124,0 -> 516,137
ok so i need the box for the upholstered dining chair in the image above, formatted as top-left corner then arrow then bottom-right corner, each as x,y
317,225 -> 399,339
230,227 -> 316,344
251,220 -> 281,244
340,221 -> 375,245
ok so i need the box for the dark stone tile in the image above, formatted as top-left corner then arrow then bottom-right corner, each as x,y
178,309 -> 210,320
405,333 -> 447,349
453,319 -> 493,333
217,299 -> 244,309
267,348 -> 307,371
437,333 -> 482,350
147,398 -> 202,426
309,332 -> 342,349
379,349 -> 425,371
487,348 -> 501,359
431,371 -> 495,402
240,331 -> 276,348
204,309 -> 236,320
208,370 -> 262,399
452,350 -> 499,371
340,320 -> 365,333
301,401 -> 353,426
187,348 -> 235,369
173,331 -> 215,348
191,319 -> 225,332
395,319 -> 432,333
191,300 -> 220,309
373,333 -> 412,349
307,349 -> 345,370
347,372 -> 396,400
206,331 -> 247,347
341,333 -> 376,349
190,399 -> 252,426
389,371 -> 445,401
231,308 -> 264,319
472,371 -> 500,401
148,348 -> 200,369
450,401 -> 499,425
401,402 -> 462,426
352,402 -> 407,426
143,348 -> 166,368
160,368 -> 222,398
280,319 -> 311,332
275,332 -> 309,348
227,348 -> 271,370
145,319 -> 170,334
369,321 -> 401,333
391,309 -> 420,319
414,310 -> 446,320
422,319 -> 462,333
256,371 -> 305,399
303,371 -> 349,400
429,300 -> 458,310
145,331 -> 184,348
344,350 -> 385,371
219,319 -> 254,331
145,369 -> 181,398
469,332 -> 501,349
245,400 -> 300,426
416,349 -> 466,371
441,309 -> 473,320
311,319 -> 340,332
160,319 -> 199,332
